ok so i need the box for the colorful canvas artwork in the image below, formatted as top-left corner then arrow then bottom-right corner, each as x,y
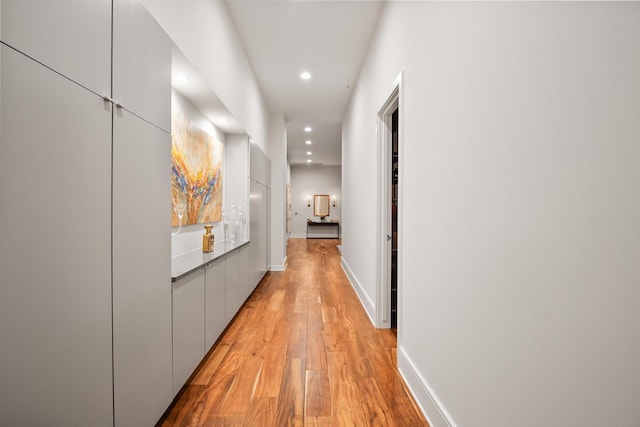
171,111 -> 223,226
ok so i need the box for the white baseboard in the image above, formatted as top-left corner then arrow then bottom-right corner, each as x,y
290,233 -> 307,239
271,256 -> 287,272
340,257 -> 375,325
397,347 -> 456,427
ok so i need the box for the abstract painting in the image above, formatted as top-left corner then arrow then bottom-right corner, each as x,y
171,110 -> 223,226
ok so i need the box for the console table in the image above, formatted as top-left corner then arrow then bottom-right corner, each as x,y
306,221 -> 340,239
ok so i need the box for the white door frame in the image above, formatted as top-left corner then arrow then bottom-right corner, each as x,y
375,72 -> 403,329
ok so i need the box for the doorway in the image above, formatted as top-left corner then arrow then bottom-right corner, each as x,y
390,108 -> 399,329
376,72 -> 402,330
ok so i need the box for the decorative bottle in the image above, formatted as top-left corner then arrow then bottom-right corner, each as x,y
202,225 -> 214,253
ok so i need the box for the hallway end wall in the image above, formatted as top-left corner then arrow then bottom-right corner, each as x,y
342,2 -> 640,427
290,165 -> 341,239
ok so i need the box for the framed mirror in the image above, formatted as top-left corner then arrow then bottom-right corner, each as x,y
313,194 -> 330,218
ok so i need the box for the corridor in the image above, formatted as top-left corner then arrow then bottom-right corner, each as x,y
159,238 -> 428,426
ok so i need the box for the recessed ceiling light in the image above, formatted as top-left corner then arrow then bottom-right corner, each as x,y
306,159 -> 312,163
305,140 -> 312,145
304,127 -> 312,132
300,71 -> 311,80
306,151 -> 312,155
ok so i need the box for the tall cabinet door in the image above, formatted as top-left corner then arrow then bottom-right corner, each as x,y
0,0 -> 111,95
111,3 -> 172,425
112,109 -> 172,427
249,179 -> 262,286
0,45 -> 113,426
112,0 -> 171,132
173,269 -> 206,396
205,258 -> 227,350
225,249 -> 243,323
250,179 -> 269,283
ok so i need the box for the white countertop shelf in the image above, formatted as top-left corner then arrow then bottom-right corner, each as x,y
171,240 -> 249,282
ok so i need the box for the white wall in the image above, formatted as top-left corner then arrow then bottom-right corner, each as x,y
342,3 -> 640,427
290,165 -> 341,239
142,0 -> 270,155
267,113 -> 288,270
225,133 -> 250,242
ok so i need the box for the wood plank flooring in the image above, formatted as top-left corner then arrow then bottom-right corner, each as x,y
158,238 -> 429,426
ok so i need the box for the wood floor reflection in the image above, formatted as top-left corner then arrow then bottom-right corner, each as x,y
158,238 -> 429,426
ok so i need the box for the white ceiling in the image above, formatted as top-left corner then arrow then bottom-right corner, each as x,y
224,0 -> 384,166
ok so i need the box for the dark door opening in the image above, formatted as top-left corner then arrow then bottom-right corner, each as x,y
391,107 -> 399,329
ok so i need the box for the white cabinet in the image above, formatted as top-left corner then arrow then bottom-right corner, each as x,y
0,0 -> 111,96
112,110 -> 172,427
0,2 -> 172,425
172,269 -> 206,396
250,178 -> 270,286
205,258 -> 226,350
112,0 -> 171,132
0,0 -> 170,130
0,45 -> 113,426
110,4 -> 172,424
259,183 -> 270,278
239,243 -> 252,299
225,248 -> 243,323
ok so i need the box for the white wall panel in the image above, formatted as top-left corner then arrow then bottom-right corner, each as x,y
225,133 -> 249,240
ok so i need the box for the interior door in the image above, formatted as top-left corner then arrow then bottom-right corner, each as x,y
391,108 -> 399,329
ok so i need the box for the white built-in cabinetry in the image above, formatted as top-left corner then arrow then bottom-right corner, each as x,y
0,0 -> 112,96
111,4 -> 172,427
225,247 -> 243,322
250,142 -> 272,284
172,268 -> 206,396
170,141 -> 272,395
0,44 -> 114,427
171,142 -> 272,394
112,110 -> 172,426
0,1 -> 171,426
172,243 -> 253,396
205,257 -> 227,349
112,0 -> 171,132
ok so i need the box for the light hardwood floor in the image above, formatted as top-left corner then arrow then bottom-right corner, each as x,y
158,238 -> 429,426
